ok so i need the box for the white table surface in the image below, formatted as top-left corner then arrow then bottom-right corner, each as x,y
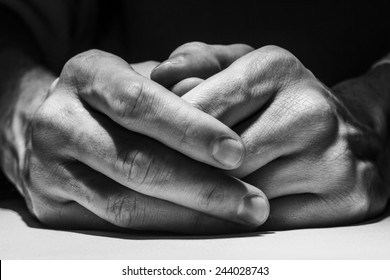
1,198 -> 389,259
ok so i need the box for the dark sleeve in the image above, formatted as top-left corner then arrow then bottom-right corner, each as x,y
0,0 -> 100,200
0,172 -> 19,200
0,0 -> 100,72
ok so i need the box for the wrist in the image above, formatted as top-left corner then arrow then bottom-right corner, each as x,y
332,62 -> 390,197
364,63 -> 390,137
332,63 -> 390,139
0,50 -> 55,195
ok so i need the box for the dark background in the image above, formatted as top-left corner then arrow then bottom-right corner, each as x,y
1,0 -> 390,199
110,0 -> 390,86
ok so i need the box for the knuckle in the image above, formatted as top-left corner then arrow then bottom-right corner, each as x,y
306,98 -> 336,136
113,80 -> 145,120
61,49 -> 105,87
285,90 -> 337,144
119,149 -> 158,187
64,49 -> 103,72
251,45 -> 304,84
30,98 -> 74,156
260,45 -> 294,63
297,94 -> 333,122
106,193 -> 142,228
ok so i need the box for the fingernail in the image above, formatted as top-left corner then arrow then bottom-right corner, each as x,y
154,59 -> 180,70
212,137 -> 244,168
237,194 -> 269,226
152,62 -> 164,72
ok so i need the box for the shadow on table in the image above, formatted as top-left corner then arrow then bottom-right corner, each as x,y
2,198 -> 390,240
0,198 -> 272,240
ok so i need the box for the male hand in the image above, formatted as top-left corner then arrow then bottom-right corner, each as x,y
152,43 -> 389,230
22,49 -> 270,234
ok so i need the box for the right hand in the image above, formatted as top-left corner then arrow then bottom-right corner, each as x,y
153,43 -> 389,229
23,50 -> 269,234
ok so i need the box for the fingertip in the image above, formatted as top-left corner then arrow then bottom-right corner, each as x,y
211,136 -> 246,169
150,61 -> 168,83
151,59 -> 184,87
237,193 -> 270,227
171,77 -> 203,96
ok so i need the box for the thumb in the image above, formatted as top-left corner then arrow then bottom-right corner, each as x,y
151,42 -> 253,88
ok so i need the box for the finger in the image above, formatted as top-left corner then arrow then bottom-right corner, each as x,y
55,107 -> 269,227
37,200 -> 123,231
181,46 -> 312,127
130,60 -> 159,78
242,148 -> 349,199
224,85 -> 336,178
39,186 -> 250,235
244,153 -> 388,230
171,77 -> 204,96
59,50 -> 245,169
261,194 -> 340,230
31,156 -> 251,234
151,42 -> 253,87
261,190 -> 386,230
59,162 -> 255,234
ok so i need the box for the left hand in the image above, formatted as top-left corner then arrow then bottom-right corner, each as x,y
152,43 -> 389,230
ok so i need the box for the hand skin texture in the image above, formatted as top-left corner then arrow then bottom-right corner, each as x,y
0,49 -> 272,234
152,42 -> 390,230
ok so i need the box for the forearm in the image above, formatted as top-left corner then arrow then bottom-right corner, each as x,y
0,5 -> 59,196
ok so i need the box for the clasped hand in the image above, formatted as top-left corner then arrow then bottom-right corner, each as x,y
24,43 -> 388,233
